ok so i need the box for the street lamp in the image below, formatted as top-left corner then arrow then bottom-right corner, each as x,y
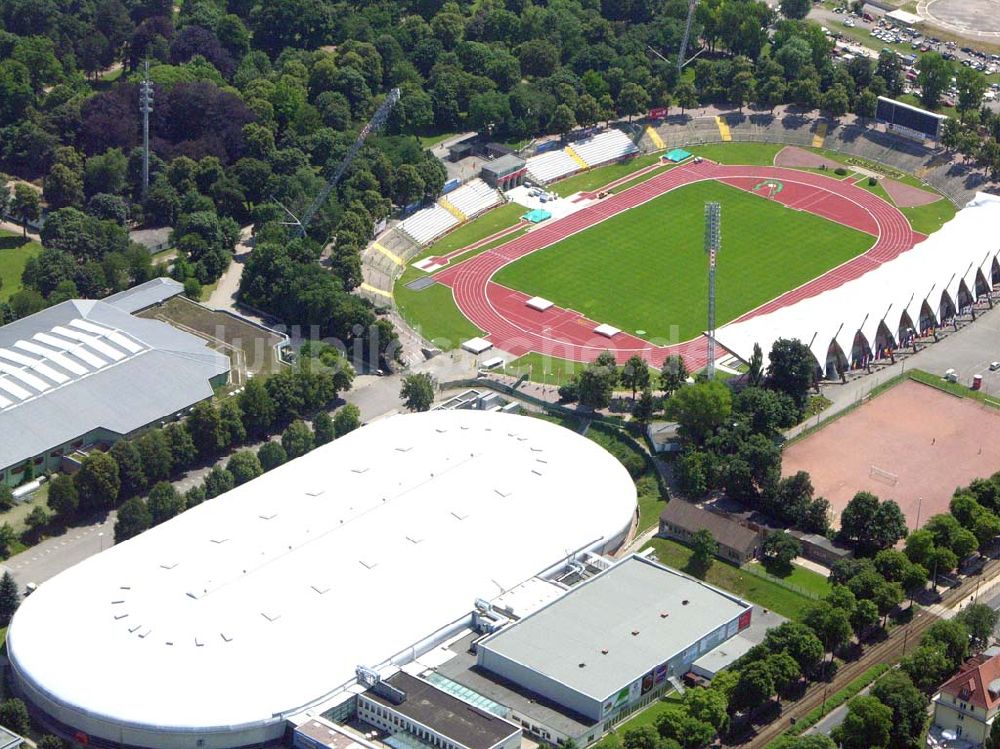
98,531 -> 105,552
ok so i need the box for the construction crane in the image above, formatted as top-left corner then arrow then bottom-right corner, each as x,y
646,0 -> 703,73
285,88 -> 401,238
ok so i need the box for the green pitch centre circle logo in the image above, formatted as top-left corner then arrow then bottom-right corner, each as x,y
753,179 -> 784,195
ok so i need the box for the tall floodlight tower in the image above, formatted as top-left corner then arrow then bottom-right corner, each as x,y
704,201 -> 721,380
677,0 -> 699,73
139,60 -> 153,198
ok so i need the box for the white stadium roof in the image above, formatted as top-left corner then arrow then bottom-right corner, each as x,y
716,192 -> 1000,369
7,411 -> 636,749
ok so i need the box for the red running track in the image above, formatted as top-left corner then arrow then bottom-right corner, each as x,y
432,160 -> 922,369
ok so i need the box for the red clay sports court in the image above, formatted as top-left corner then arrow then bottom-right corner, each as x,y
432,159 -> 923,367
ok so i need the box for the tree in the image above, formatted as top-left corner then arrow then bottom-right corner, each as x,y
803,601 -> 852,654
75,451 -> 120,513
618,82 -> 650,121
334,403 -> 361,437
47,474 -> 79,519
870,671 -> 928,749
0,571 -> 20,625
901,644 -> 951,693
682,686 -> 729,733
110,439 -> 147,499
633,389 -> 656,427
0,486 -> 12,513
621,354 -> 651,400
114,497 -> 152,543
763,622 -> 825,673
227,450 -> 263,485
137,429 -> 174,483
258,441 -> 287,471
238,378 -> 275,438
11,184 -> 40,238
188,401 -> 226,459
282,420 -> 315,460
761,532 -> 801,573
665,381 -> 732,444
25,504 -> 48,534
767,651 -> 802,696
549,104 -> 577,135
313,411 -> 335,445
654,708 -> 714,749
956,66 -> 988,121
851,599 -> 879,638
766,338 -> 815,414
690,528 -> 718,573
44,163 -> 84,209
0,698 -> 29,736
731,661 -> 775,713
831,695 -> 892,749
147,482 -> 184,525
203,466 -> 235,499
747,343 -> 764,386
780,0 -> 811,19
734,387 -> 797,438
917,52 -> 952,109
923,619 -> 970,668
839,492 -> 907,554
956,603 -> 999,652
38,736 -> 65,749
400,373 -> 435,412
164,423 -> 196,470
577,366 -> 615,410
0,524 -> 15,559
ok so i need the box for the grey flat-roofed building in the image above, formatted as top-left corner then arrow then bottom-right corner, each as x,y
358,672 -> 521,749
0,725 -> 23,749
477,555 -> 751,724
104,278 -> 184,314
0,298 -> 229,486
480,155 -> 527,190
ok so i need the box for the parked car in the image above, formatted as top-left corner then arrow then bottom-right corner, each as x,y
989,361 -> 1000,371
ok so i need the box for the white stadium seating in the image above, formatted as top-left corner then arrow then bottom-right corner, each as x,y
445,179 -> 503,219
571,130 -> 639,168
525,149 -> 581,184
399,204 -> 460,246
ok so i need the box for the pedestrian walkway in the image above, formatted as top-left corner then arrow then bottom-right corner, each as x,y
565,144 -> 590,170
715,115 -> 732,141
645,126 -> 665,150
372,241 -> 403,266
360,282 -> 392,299
812,121 -> 828,148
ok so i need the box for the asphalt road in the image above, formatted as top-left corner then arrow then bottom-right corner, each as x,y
1,515 -> 115,590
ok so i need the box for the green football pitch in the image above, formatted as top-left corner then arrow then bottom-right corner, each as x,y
492,180 -> 874,343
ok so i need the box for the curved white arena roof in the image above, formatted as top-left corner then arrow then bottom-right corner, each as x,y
7,410 -> 636,748
716,192 -> 1000,367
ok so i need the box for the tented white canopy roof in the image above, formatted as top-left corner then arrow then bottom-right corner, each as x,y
716,192 -> 1000,368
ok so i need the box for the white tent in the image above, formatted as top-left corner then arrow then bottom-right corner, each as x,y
715,192 -> 1000,374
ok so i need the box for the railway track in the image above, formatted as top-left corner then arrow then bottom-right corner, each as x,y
736,557 -> 1000,748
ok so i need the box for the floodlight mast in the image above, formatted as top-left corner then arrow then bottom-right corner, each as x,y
704,201 -> 721,380
139,60 -> 154,198
646,0 -> 703,73
294,88 -> 402,238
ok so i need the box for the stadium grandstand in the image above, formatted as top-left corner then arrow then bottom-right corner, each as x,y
525,130 -> 639,184
398,180 -> 504,247
715,192 -> 1000,377
0,295 -> 229,488
7,411 -> 637,749
643,111 -> 986,206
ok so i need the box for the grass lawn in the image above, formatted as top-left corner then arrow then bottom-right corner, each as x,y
396,282 -> 484,347
899,198 -> 957,236
394,203 -> 529,348
748,561 -> 832,597
614,692 -> 684,733
648,537 -> 816,620
0,230 -> 43,301
493,179 -> 873,342
417,132 -> 460,149
550,153 -> 666,197
503,352 -> 586,385
688,142 -> 787,165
